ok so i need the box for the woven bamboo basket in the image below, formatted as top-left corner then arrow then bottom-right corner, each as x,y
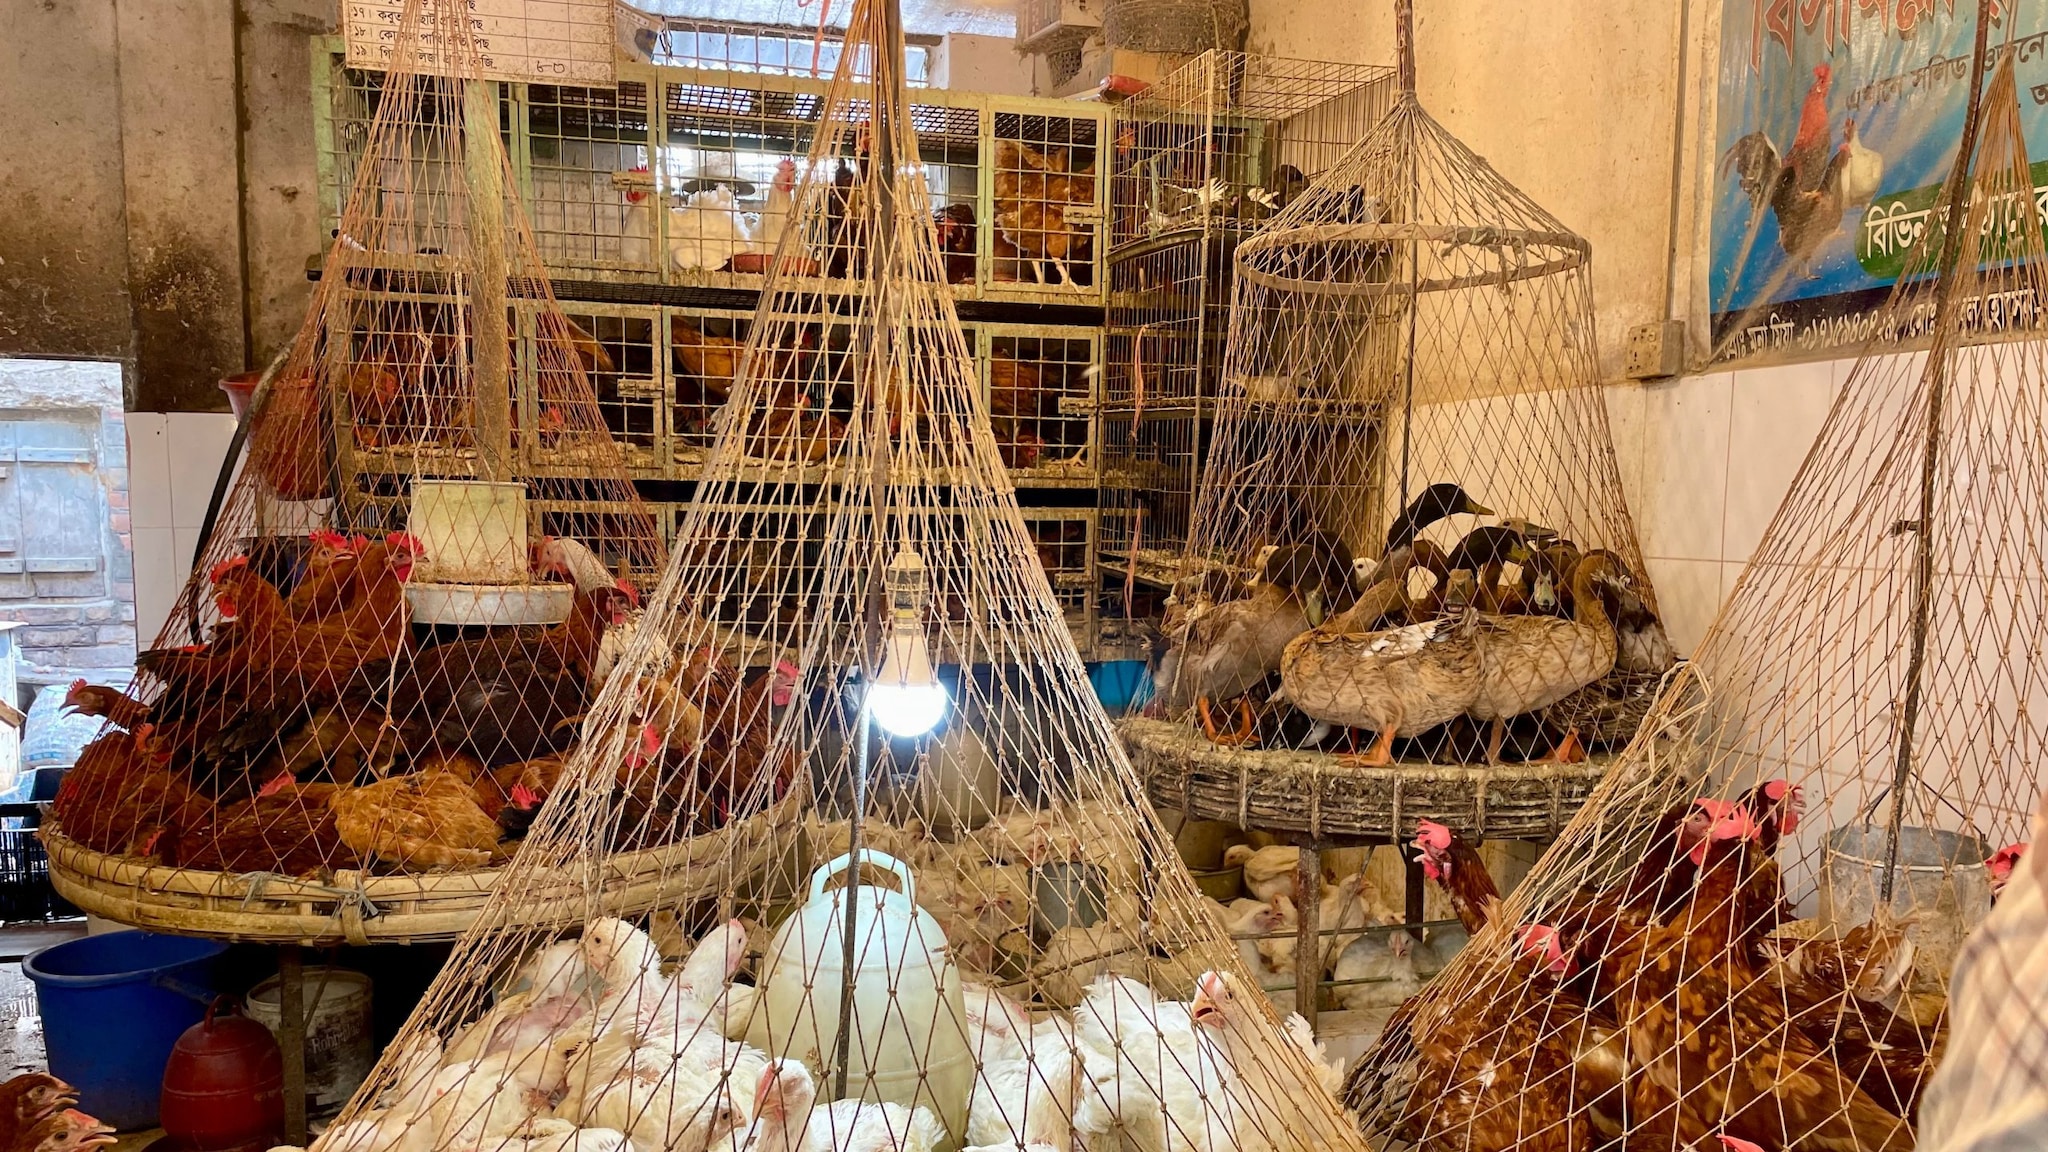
1120,716 -> 1614,841
41,790 -> 803,945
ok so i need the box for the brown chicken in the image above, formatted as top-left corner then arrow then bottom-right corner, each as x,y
140,534 -> 417,721
611,652 -> 800,845
16,1108 -> 115,1152
994,140 -> 1096,287
1767,915 -> 1941,1117
933,203 -> 977,285
61,680 -> 148,731
331,760 -> 503,871
988,354 -> 1049,469
1413,819 -> 1500,936
1602,809 -> 1914,1152
671,314 -> 742,420
1398,928 -> 1627,1151
50,724 -> 212,861
178,778 -> 357,877
286,529 -> 363,622
0,1074 -> 77,1152
387,585 -> 626,767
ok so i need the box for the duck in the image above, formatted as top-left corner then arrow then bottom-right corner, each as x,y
1320,540 -> 1451,635
1445,524 -> 1550,613
1467,551 -> 1625,763
1589,551 -> 1677,674
1381,483 -> 1493,555
1165,550 -> 1315,743
1275,602 -> 1484,768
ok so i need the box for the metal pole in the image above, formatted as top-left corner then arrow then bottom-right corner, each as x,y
836,0 -> 912,1100
1883,0 -> 1996,903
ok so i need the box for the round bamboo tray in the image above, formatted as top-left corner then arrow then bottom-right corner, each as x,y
1119,716 -> 1612,841
42,791 -> 802,946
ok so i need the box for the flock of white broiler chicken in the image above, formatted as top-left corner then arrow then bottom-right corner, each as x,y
666,160 -> 801,273
296,915 -> 1347,1152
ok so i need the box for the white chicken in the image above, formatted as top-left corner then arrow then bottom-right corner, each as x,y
565,1029 -> 764,1152
1071,976 -> 1240,1152
919,862 -> 1030,975
1190,971 -> 1347,1137
596,920 -> 749,1047
1221,845 -> 1302,906
749,160 -> 807,266
1216,899 -> 1292,999
481,1119 -> 636,1152
966,1015 -> 1079,1152
670,186 -> 756,272
741,1059 -> 946,1152
1840,118 -> 1885,206
1330,930 -> 1421,1014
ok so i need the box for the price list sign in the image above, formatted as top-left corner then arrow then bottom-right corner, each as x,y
344,0 -> 617,86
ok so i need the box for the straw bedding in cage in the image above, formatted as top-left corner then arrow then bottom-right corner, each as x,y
40,792 -> 801,945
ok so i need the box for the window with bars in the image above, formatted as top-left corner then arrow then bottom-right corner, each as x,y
654,20 -> 932,86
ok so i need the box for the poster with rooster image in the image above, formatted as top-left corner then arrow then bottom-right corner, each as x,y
1711,0 -> 2048,362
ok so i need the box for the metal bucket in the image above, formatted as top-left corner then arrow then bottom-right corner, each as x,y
244,967 -> 374,1114
1818,824 -> 1992,982
1031,862 -> 1106,937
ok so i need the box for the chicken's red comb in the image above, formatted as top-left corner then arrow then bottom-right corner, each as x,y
510,783 -> 541,810
66,678 -> 87,695
613,578 -> 641,609
1514,924 -> 1567,967
385,531 -> 425,553
207,555 -> 249,583
1990,842 -> 2029,874
1414,820 -> 1452,851
1692,797 -> 1739,820
1718,1138 -> 1766,1152
350,533 -> 373,552
257,772 -> 292,798
309,528 -> 349,549
1711,807 -> 1762,842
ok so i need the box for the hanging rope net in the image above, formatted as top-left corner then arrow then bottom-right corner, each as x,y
1342,41 -> 2040,1152
41,0 -> 665,942
292,3 -> 1379,1152
1130,32 -> 1669,844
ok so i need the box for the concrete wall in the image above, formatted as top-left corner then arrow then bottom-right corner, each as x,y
0,0 -> 332,412
931,33 -> 1038,95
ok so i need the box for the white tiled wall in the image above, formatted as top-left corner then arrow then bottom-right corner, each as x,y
1610,358 -> 1849,656
126,412 -> 241,644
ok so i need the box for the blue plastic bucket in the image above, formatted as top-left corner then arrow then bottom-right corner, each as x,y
24,931 -> 227,1130
1089,660 -> 1154,714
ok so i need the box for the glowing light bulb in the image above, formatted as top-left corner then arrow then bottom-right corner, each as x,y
867,549 -> 947,738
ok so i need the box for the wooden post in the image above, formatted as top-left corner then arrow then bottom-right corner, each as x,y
1404,843 -> 1426,944
278,946 -> 308,1145
463,79 -> 512,481
1293,846 -> 1319,1024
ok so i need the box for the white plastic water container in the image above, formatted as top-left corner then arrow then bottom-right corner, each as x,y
748,850 -> 972,1147
409,480 -> 529,585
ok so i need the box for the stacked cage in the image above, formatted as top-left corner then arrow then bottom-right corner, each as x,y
316,41 -> 1111,649
1100,53 -> 1395,640
305,7 -> 1388,1152
1344,33 -> 2041,1152
43,6 -> 666,944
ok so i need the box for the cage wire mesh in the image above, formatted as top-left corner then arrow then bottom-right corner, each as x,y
1098,53 -> 1396,642
1341,36 -> 2045,1152
1141,35 -> 1668,772
41,0 -> 665,941
302,4 -> 1379,1152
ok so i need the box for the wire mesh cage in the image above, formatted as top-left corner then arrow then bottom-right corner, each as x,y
43,2 -> 667,945
303,5 -> 1385,1152
1343,28 -> 2040,1152
1100,53 -> 1396,621
1141,38 -> 1666,766
524,81 -> 659,281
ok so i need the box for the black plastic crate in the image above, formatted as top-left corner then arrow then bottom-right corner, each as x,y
0,826 -> 77,924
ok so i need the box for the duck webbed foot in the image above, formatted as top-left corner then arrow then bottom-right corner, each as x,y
1197,695 -> 1257,747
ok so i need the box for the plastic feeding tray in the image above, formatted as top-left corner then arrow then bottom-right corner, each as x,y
404,581 -> 575,626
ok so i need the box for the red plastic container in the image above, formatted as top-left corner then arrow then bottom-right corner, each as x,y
159,997 -> 286,1152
